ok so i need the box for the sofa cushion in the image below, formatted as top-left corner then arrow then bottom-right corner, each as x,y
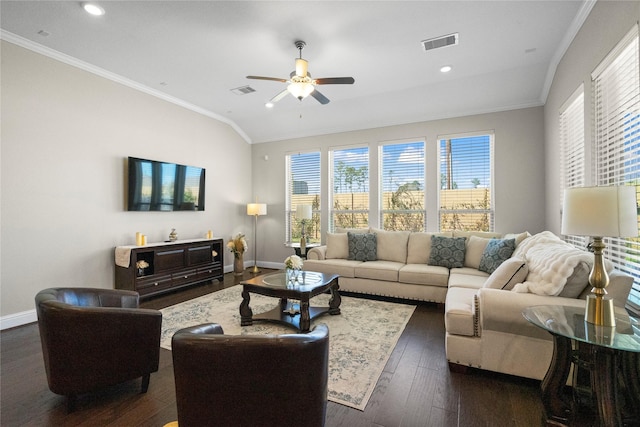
372,229 -> 410,263
478,238 -> 516,274
303,259 -> 362,278
348,232 -> 377,261
428,236 -> 466,268
483,257 -> 528,290
406,232 -> 452,264
558,261 -> 590,298
326,233 -> 348,259
464,236 -> 491,269
448,268 -> 490,290
399,264 -> 450,287
354,261 -> 403,282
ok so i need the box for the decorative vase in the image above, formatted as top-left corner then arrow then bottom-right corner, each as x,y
286,268 -> 300,284
137,268 -> 145,276
234,254 -> 244,276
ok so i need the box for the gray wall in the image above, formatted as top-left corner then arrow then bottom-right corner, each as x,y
250,107 -> 546,266
1,41 -> 253,324
544,1 -> 640,233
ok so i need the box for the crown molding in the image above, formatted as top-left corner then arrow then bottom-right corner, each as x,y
539,0 -> 597,104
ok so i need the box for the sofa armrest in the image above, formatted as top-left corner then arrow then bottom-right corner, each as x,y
476,288 -> 585,339
307,246 -> 327,260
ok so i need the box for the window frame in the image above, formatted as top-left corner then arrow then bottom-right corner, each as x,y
285,150 -> 321,244
437,132 -> 495,232
559,85 -> 588,248
378,139 -> 426,231
329,145 -> 370,231
591,24 -> 640,313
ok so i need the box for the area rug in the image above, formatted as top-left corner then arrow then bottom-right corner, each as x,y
160,285 -> 416,410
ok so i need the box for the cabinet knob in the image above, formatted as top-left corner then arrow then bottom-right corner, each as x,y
154,282 -> 158,286
184,275 -> 188,279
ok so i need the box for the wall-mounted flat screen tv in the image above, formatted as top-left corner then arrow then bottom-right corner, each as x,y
127,157 -> 205,211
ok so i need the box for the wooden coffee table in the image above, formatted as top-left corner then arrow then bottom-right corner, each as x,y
239,271 -> 341,332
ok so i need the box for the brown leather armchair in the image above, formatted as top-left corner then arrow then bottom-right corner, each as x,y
171,323 -> 329,427
35,287 -> 162,411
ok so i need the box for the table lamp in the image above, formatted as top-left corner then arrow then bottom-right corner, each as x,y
247,202 -> 267,274
561,185 -> 638,326
296,204 -> 312,256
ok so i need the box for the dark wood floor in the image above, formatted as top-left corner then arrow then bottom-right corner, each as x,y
1,269 -> 547,426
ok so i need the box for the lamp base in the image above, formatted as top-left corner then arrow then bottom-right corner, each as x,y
585,294 -> 616,327
250,265 -> 261,274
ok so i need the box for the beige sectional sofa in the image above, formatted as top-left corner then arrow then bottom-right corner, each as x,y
304,229 -> 633,381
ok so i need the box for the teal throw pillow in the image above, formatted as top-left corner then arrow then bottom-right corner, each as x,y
478,238 -> 516,274
348,232 -> 377,261
428,236 -> 466,268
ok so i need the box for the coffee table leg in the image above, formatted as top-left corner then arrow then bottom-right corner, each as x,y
300,297 -> 310,332
240,289 -> 253,326
329,283 -> 341,315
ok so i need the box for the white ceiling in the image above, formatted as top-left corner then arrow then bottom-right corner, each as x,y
1,1 -> 591,144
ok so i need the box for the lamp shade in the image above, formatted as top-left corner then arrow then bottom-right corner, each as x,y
295,204 -> 312,220
561,186 -> 638,237
247,203 -> 267,216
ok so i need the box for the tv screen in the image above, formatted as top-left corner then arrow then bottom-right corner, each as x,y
127,157 -> 205,211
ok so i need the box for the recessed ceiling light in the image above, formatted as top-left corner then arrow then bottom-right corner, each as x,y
440,65 -> 452,73
265,102 -> 274,108
83,3 -> 105,16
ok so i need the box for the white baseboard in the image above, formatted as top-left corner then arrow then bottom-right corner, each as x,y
1,309 -> 37,330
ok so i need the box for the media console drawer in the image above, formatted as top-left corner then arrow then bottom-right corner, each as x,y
114,238 -> 224,298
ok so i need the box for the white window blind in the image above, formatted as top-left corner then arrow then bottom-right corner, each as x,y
286,151 -> 321,243
330,146 -> 369,230
559,86 -> 587,248
379,141 -> 425,231
438,134 -> 494,231
592,25 -> 640,313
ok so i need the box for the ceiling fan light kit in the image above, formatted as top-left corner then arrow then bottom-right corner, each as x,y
247,40 -> 354,106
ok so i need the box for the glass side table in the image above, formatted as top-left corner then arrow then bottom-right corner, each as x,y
523,305 -> 640,427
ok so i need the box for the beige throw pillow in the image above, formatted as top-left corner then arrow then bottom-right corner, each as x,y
325,233 -> 349,259
465,236 -> 491,269
371,228 -> 410,263
483,258 -> 528,290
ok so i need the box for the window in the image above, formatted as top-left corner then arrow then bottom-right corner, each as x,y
330,146 -> 369,230
286,151 -> 320,243
379,141 -> 425,231
560,86 -> 587,247
438,133 -> 493,231
592,25 -> 640,312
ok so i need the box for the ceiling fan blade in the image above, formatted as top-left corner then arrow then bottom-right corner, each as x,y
270,89 -> 289,103
246,76 -> 287,83
310,89 -> 330,105
315,77 -> 355,85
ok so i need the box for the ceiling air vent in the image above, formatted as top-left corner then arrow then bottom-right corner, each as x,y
231,85 -> 256,95
421,33 -> 458,52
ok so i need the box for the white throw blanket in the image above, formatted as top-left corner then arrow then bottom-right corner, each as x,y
512,231 -> 611,296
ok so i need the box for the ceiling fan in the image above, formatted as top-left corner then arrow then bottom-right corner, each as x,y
247,40 -> 355,106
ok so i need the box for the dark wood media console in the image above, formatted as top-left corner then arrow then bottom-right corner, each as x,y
115,239 -> 224,298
